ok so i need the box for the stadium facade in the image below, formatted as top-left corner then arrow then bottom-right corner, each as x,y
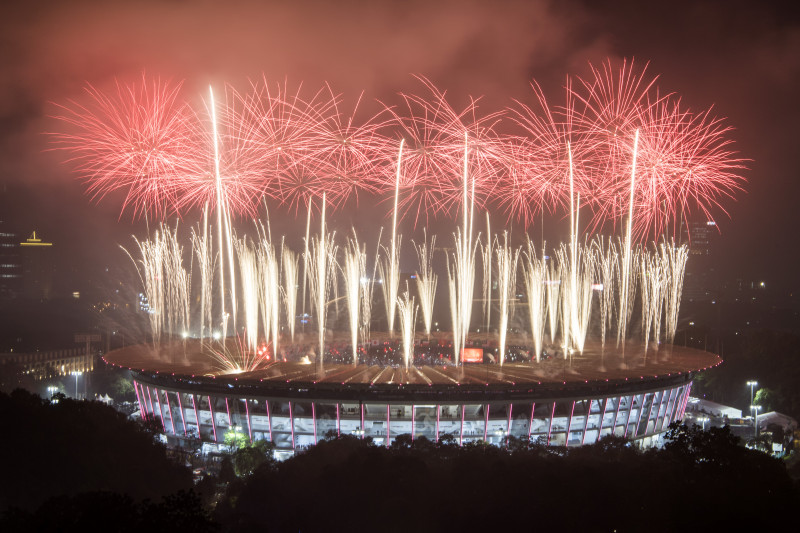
107,340 -> 719,457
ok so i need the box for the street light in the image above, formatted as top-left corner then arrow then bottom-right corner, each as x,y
747,380 -> 758,407
71,371 -> 83,399
750,405 -> 761,439
698,416 -> 709,431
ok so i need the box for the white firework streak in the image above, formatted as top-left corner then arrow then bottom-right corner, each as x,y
257,234 -> 280,360
396,287 -> 417,369
522,238 -> 546,362
481,213 -> 492,331
380,139 -> 405,337
234,236 -> 260,353
617,130 -> 641,350
662,240 -> 688,344
342,232 -> 366,365
591,237 -> 618,351
191,209 -> 213,341
281,243 -> 299,344
495,232 -> 519,366
545,259 -> 560,347
378,234 -> 401,338
307,194 -> 338,367
413,232 -> 437,337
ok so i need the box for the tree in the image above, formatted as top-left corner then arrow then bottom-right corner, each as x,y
223,427 -> 248,452
754,387 -> 777,412
232,440 -> 276,476
0,389 -> 192,512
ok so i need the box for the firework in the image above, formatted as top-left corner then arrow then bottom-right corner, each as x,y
342,232 -> 366,365
480,214 -> 492,331
378,140 -> 405,336
413,231 -> 438,338
61,63 -> 746,376
521,238 -> 547,361
281,243 -> 299,344
396,288 -> 417,369
307,194 -> 338,368
50,75 -> 202,218
495,232 -> 519,365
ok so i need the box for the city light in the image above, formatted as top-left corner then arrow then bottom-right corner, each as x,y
747,380 -> 758,407
71,371 -> 83,399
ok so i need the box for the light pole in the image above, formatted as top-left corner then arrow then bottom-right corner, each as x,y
71,371 -> 83,399
747,380 -> 758,407
750,405 -> 761,439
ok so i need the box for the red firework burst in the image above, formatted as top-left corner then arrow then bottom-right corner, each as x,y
49,74 -> 203,218
382,77 -> 508,227
568,59 -> 666,235
567,59 -> 745,239
299,85 -> 393,211
628,97 -> 746,239
50,63 -> 746,234
506,78 -> 596,227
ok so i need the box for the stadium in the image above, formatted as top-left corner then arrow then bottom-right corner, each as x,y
104,336 -> 720,457
58,64 -> 739,456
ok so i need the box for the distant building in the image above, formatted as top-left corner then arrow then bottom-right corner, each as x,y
0,347 -> 95,381
0,218 -> 21,299
683,220 -> 717,301
19,231 -> 55,300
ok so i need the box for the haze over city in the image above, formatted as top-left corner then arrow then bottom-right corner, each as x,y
0,0 -> 797,295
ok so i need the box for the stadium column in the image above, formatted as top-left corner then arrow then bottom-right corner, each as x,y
176,391 -> 187,436
653,390 -> 667,432
411,404 -> 415,441
528,403 -> 536,440
191,395 -> 200,436
483,404 -> 490,442
598,398 -> 609,440
623,394 -> 638,438
612,396 -> 623,435
289,401 -> 296,450
662,387 -> 678,430
506,403 -> 513,444
163,390 -> 175,435
679,383 -> 693,418
360,402 -> 364,439
460,405 -> 465,445
312,402 -> 317,445
436,405 -> 440,442
566,401 -> 575,446
581,400 -> 592,445
546,402 -> 556,445
244,399 -> 252,442
152,387 -> 166,431
146,386 -> 155,419
207,396 -> 218,442
133,381 -> 146,420
265,400 -> 273,442
646,391 -> 663,435
634,393 -> 650,437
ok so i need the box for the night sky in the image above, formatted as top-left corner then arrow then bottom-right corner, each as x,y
1,0 -> 798,296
